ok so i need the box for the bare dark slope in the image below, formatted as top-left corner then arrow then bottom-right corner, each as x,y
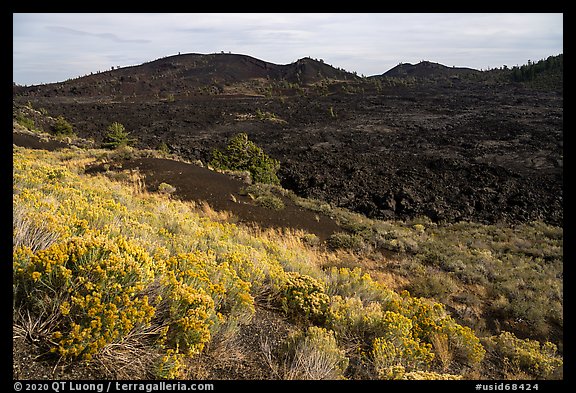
92,157 -> 342,241
13,53 -> 359,98
381,60 -> 480,79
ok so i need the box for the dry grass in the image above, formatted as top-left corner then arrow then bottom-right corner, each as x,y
262,327 -> 348,380
187,327 -> 249,379
93,324 -> 165,379
430,332 -> 452,372
13,205 -> 61,252
103,169 -> 146,195
260,337 -> 283,379
198,200 -> 235,222
283,344 -> 343,380
13,307 -> 61,348
318,250 -> 409,292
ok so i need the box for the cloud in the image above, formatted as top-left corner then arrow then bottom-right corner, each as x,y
45,26 -> 150,44
13,13 -> 563,85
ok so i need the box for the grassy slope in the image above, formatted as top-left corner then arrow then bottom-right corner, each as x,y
12,144 -> 563,380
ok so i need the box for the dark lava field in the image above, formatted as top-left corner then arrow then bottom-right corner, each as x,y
13,54 -> 563,226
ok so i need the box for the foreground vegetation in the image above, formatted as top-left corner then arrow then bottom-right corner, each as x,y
242,180 -> 563,346
13,142 -> 562,380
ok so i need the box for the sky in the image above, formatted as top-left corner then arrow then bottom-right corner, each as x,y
13,13 -> 563,86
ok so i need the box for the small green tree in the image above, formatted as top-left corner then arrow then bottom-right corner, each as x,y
52,116 -> 74,136
210,132 -> 280,185
102,122 -> 136,149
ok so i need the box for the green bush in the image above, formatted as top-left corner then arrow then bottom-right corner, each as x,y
483,331 -> 562,379
405,272 -> 457,303
324,267 -> 395,305
240,183 -> 290,207
210,133 -> 280,185
157,182 -> 177,194
15,113 -> 36,130
283,326 -> 349,380
52,116 -> 74,136
255,194 -> 285,210
326,296 -> 390,344
327,232 -> 365,251
157,142 -> 170,155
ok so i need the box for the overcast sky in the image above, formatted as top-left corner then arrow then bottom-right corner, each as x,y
13,13 -> 563,86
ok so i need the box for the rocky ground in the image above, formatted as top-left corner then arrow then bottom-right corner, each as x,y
14,79 -> 563,227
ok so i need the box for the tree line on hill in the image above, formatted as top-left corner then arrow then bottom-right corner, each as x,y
509,54 -> 563,82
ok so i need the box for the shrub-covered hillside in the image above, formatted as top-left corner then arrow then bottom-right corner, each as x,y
13,144 -> 562,380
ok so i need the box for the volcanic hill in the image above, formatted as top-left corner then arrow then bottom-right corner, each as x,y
381,60 -> 480,79
13,53 -> 359,98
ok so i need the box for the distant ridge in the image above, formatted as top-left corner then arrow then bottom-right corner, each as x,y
135,53 -> 359,84
15,53 -> 561,97
13,53 -> 360,97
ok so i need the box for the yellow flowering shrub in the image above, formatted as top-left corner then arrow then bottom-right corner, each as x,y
327,296 -> 389,343
154,349 -> 188,380
439,318 -> 486,367
163,251 -> 255,326
396,295 -> 446,341
217,248 -> 284,299
141,251 -> 257,379
155,273 -> 216,359
279,271 -> 330,323
395,294 -> 485,368
372,336 -> 434,379
13,234 -> 156,361
327,293 -> 484,376
403,370 -> 462,380
219,250 -> 266,286
325,267 -> 397,306
369,310 -> 435,379
484,331 -> 562,379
